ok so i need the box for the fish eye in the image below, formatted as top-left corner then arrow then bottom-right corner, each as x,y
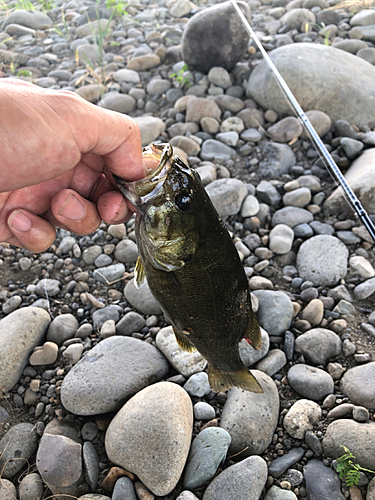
175,193 -> 192,212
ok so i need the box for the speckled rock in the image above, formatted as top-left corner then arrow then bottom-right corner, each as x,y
294,328 -> 342,366
288,364 -> 334,400
220,371 -> 279,458
105,382 -> 193,496
205,178 -> 247,217
0,423 -> 38,478
283,399 -> 322,439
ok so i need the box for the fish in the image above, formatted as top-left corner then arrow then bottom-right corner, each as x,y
115,143 -> 263,393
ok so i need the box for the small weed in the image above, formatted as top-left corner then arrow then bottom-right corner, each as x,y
0,0 -> 9,11
336,445 -> 375,487
36,0 -> 55,11
105,0 -> 128,17
14,0 -> 34,9
54,10 -> 70,39
169,63 -> 191,88
16,68 -> 32,76
110,40 -> 120,46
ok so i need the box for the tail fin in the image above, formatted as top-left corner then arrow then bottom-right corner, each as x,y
208,365 -> 263,393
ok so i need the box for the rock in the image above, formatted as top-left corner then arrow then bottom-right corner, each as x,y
220,371 -> 279,458
170,136 -> 201,156
124,278 -> 162,315
252,290 -> 294,336
297,235 -> 348,286
208,67 -> 232,89
78,44 -> 103,66
325,149 -> 375,221
47,313 -> 79,345
288,364 -> 334,400
323,420 -> 375,470
202,455 -> 267,500
194,402 -> 216,420
92,305 -> 122,330
133,116 -> 166,147
35,278 -> 60,297
268,117 -> 303,143
63,343 -> 84,364
205,178 -> 247,217
116,311 -> 145,336
354,278 -> 375,300
19,472 -> 44,500
341,137 -> 364,158
183,427 -> 231,489
259,142 -> 296,179
105,382 -> 193,496
304,459 -> 345,500
272,207 -> 313,228
0,48 -> 29,65
127,54 -> 161,71
268,447 -> 305,478
83,441 -> 99,490
241,195 -> 260,218
294,328 -> 342,365
155,326 -> 207,377
255,349 -> 286,377
113,68 -> 140,84
283,187 -> 312,208
184,372 -> 211,397
280,8 -> 315,28
283,399 -> 321,439
301,110 -> 332,139
349,255 -> 375,278
170,0 -> 193,18
181,1 -> 251,73
61,336 -> 168,415
256,180 -> 282,206
247,43 -> 375,127
29,341 -> 59,365
99,93 -> 136,114
186,97 -> 221,123
340,362 -> 375,408
0,479 -> 17,500
264,486 -> 298,500
269,224 -> 294,254
200,140 -> 236,162
75,84 -> 106,103
368,478 -> 375,500
0,307 -> 50,391
0,423 -> 38,478
301,299 -> 324,326
351,9 -> 375,26
2,295 -> 22,315
2,10 -> 52,29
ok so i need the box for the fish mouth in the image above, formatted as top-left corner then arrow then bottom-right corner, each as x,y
114,143 -> 174,213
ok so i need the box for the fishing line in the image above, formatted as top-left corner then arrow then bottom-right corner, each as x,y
230,0 -> 375,241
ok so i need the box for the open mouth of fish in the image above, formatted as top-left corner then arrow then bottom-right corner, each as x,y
113,143 -> 174,213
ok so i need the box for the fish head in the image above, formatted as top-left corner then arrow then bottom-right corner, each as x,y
115,143 -> 202,271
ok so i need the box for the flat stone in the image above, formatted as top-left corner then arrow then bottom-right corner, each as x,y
200,140 -> 236,163
127,54 -> 161,71
304,459 -> 345,500
340,362 -> 375,407
294,328 -> 342,366
29,341 -> 58,365
252,290 -> 294,336
268,117 -> 303,143
268,447 -> 305,478
61,336 -> 168,415
323,420 -> 375,470
93,263 -> 125,284
297,235 -> 348,286
202,455 -> 267,500
105,382 -> 193,496
113,68 -> 140,83
155,326 -> 207,377
0,307 -> 50,391
259,142 -> 296,179
255,349 -> 286,377
0,423 -> 38,478
3,10 -> 52,29
75,83 -> 106,103
47,313 -> 79,346
220,371 -> 279,458
288,364 -> 334,400
272,207 -> 313,228
99,94 -> 136,114
124,278 -> 162,315
183,427 -> 231,489
0,479 -> 17,500
205,178 -> 247,217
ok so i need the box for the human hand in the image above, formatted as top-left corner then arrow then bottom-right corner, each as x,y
0,79 -> 144,253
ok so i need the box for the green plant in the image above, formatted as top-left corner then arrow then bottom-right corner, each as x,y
0,0 -> 9,11
105,0 -> 128,17
54,10 -> 70,39
16,68 -> 32,76
169,63 -> 191,88
36,0 -> 55,11
336,446 -> 375,487
14,0 -> 34,9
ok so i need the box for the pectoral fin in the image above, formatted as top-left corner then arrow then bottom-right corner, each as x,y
173,326 -> 196,352
243,309 -> 262,350
208,365 -> 263,393
134,257 -> 146,289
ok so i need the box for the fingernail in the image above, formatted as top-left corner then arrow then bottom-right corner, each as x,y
59,193 -> 86,220
8,211 -> 32,232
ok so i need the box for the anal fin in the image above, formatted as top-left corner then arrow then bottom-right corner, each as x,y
208,365 -> 263,393
173,326 -> 196,352
134,256 -> 146,289
244,309 -> 262,350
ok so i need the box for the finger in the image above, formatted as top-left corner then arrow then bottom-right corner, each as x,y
7,209 -> 56,253
97,190 -> 134,224
48,189 -> 101,236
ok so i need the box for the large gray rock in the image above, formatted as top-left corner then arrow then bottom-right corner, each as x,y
0,307 -> 50,391
124,278 -> 162,315
297,235 -> 348,286
61,336 -> 169,415
105,382 -> 193,496
181,1 -> 251,73
205,178 -> 247,217
47,313 -> 79,346
220,371 -> 279,458
2,10 -> 52,29
247,43 -> 375,127
259,142 -> 296,179
294,328 -> 342,366
288,364 -> 334,400
304,459 -> 345,500
323,420 -> 375,470
202,456 -> 267,500
133,116 -> 166,146
0,423 -> 38,479
340,362 -> 375,408
325,149 -> 375,217
252,290 -> 294,336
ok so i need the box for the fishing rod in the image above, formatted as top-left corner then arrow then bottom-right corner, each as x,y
230,0 -> 375,242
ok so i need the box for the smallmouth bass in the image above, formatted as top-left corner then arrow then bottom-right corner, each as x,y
115,143 -> 263,393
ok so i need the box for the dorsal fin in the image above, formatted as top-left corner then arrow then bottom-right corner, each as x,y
134,257 -> 146,289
